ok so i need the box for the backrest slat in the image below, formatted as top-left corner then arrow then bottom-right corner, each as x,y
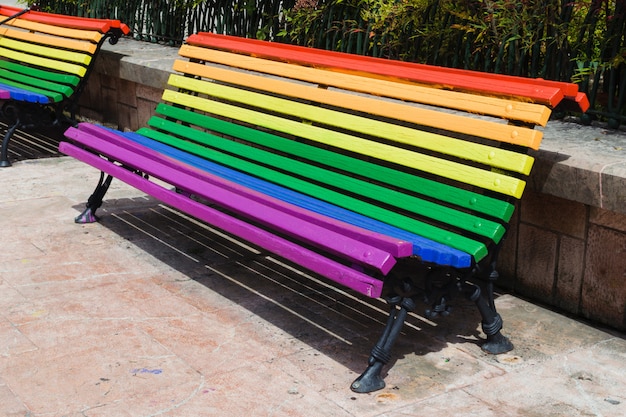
169,71 -> 535,176
154,103 -> 515,222
178,46 -> 551,131
0,37 -> 92,66
162,87 -> 527,198
173,59 -> 544,149
2,18 -> 104,42
0,27 -> 98,53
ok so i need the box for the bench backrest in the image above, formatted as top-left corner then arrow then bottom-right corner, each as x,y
0,6 -> 129,104
132,34 -> 575,268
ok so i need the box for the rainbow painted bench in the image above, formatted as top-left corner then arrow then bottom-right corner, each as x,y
0,5 -> 129,166
59,33 -> 588,393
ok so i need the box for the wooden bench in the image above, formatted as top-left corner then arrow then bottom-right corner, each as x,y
0,5 -> 130,166
59,33 -> 587,393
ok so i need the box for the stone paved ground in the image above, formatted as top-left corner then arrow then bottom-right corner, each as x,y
1,156 -> 626,416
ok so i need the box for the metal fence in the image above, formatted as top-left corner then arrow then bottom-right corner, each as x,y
33,0 -> 625,127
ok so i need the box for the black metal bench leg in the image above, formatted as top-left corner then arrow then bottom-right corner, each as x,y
0,119 -> 20,167
461,278 -> 514,354
75,172 -> 114,223
351,295 -> 416,393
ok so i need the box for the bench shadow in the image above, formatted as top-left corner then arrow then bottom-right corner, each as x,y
529,148 -> 571,191
72,196 -> 502,382
0,121 -> 65,163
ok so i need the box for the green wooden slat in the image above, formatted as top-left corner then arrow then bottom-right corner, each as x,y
156,103 -> 514,222
162,89 -> 526,198
0,69 -> 74,98
169,73 -> 535,176
148,115 -> 505,242
136,122 -> 490,260
0,61 -> 80,86
0,77 -> 63,102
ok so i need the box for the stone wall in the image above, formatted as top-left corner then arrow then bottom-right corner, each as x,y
77,41 -> 626,331
498,191 -> 626,330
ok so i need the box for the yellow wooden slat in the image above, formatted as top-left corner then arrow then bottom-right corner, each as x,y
0,27 -> 97,54
0,38 -> 92,65
161,88 -> 527,198
0,47 -> 87,77
174,59 -> 544,152
4,18 -> 103,42
179,45 -> 551,131
168,73 -> 535,175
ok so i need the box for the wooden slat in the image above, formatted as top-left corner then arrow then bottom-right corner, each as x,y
0,6 -> 111,33
178,47 -> 551,130
168,74 -> 535,175
73,122 -> 416,260
0,46 -> 87,77
138,118 -> 491,260
60,139 -> 385,298
0,71 -> 73,98
2,16 -> 103,42
62,128 -> 398,275
0,80 -> 58,103
0,37 -> 92,65
155,103 -> 515,222
174,59 -> 546,149
0,27 -> 98,53
187,32 -> 575,109
0,61 -> 80,86
147,114 -> 506,243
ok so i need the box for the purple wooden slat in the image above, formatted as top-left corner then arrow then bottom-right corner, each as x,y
59,141 -> 384,298
0,89 -> 9,99
61,129 -> 397,274
70,123 -> 413,258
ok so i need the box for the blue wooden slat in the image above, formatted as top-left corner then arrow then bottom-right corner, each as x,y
109,128 -> 472,268
0,82 -> 50,103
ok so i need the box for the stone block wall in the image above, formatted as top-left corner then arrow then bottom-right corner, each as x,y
499,190 -> 626,330
77,48 -> 626,332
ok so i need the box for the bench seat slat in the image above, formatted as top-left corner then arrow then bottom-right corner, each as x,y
0,82 -> 52,103
59,140 -> 385,298
0,46 -> 87,77
147,115 -> 506,243
64,126 -> 400,275
168,73 -> 535,176
156,103 -> 515,222
73,123 -> 416,260
0,76 -> 68,101
175,50 -> 551,134
0,61 -> 80,87
137,124 -> 490,261
71,122 -> 473,268
163,89 -> 527,199
0,64 -> 75,98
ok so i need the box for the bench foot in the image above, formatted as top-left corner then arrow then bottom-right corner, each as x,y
351,362 -> 386,393
351,295 -> 416,393
482,331 -> 514,354
1,118 -> 20,168
76,172 -> 114,223
75,207 -> 99,224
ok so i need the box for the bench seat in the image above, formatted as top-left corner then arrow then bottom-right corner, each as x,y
0,5 -> 129,166
60,33 -> 586,393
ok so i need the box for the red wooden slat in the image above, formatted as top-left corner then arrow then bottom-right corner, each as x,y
0,6 -> 130,35
188,32 -> 588,111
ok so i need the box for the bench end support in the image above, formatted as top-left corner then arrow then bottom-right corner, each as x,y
351,295 -> 417,393
75,172 -> 114,223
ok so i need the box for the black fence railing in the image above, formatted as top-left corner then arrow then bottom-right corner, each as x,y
31,0 -> 626,127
